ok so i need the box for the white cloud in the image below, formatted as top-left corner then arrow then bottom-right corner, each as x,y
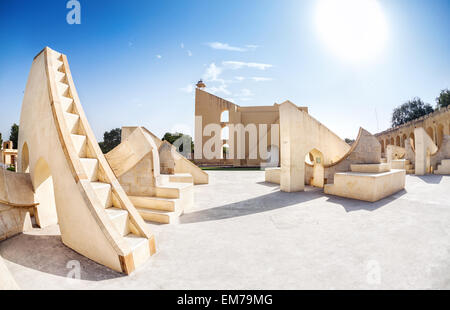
156,55 -> 162,59
180,84 -> 194,94
206,42 -> 259,52
206,42 -> 247,52
228,88 -> 254,102
245,44 -> 259,50
234,76 -> 273,82
222,61 -> 273,70
180,43 -> 185,49
203,63 -> 223,81
207,84 -> 231,96
238,88 -> 253,97
251,77 -> 273,82
187,50 -> 192,57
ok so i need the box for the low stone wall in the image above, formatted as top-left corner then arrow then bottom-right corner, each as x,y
324,169 -> 405,202
0,204 -> 33,242
265,168 -> 280,184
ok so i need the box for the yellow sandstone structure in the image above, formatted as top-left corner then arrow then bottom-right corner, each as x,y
375,106 -> 450,175
266,101 -> 406,202
1,141 -> 18,170
0,169 -> 35,241
194,83 -> 308,167
105,126 -> 208,224
1,45 -> 445,283
16,47 -> 155,274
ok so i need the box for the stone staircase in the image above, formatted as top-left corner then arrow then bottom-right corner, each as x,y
435,159 -> 450,175
128,177 -> 194,224
405,160 -> 415,175
53,52 -> 152,269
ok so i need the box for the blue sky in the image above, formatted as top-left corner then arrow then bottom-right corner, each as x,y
1,0 -> 449,143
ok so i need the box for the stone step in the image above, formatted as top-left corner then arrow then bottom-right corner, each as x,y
167,173 -> 194,184
155,182 -> 193,199
71,134 -> 87,157
350,163 -> 390,173
60,96 -> 74,112
79,158 -> 99,182
105,207 -> 129,236
136,207 -> 181,224
129,196 -> 177,212
123,234 -> 150,269
56,81 -> 69,97
91,182 -> 112,208
64,112 -> 80,134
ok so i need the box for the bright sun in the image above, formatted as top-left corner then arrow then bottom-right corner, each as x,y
315,0 -> 388,63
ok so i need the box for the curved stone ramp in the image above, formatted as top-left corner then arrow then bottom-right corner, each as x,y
0,254 -> 19,290
323,128 -> 382,184
106,127 -> 195,224
278,100 -> 351,192
0,168 -> 37,208
138,127 -> 209,185
17,47 -> 155,274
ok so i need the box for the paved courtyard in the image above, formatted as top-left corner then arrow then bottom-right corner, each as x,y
1,171 -> 450,289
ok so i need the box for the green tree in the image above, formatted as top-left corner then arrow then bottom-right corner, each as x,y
9,123 -> 19,149
436,89 -> 450,109
162,132 -> 194,153
0,132 -> 3,148
345,138 -> 355,145
391,98 -> 434,128
98,128 -> 121,154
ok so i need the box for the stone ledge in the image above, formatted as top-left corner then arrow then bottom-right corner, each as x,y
324,169 -> 406,202
350,163 -> 390,173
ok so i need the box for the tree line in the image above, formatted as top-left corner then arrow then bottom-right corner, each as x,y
98,128 -> 194,154
391,89 -> 450,128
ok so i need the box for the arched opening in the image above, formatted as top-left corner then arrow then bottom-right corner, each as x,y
307,148 -> 324,188
426,127 -> 434,143
409,133 -> 415,151
380,140 -> 384,153
221,126 -> 229,141
437,124 -> 444,148
222,144 -> 230,159
385,139 -> 389,147
33,158 -> 58,228
396,136 -> 401,147
21,142 -> 30,173
390,137 -> 394,145
402,134 -> 407,148
220,110 -> 229,123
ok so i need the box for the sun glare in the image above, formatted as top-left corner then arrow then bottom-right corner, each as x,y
315,0 -> 388,63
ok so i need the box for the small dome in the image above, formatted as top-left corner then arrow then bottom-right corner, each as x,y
196,80 -> 206,89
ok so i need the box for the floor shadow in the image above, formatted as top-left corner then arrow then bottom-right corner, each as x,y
256,181 -> 280,188
325,189 -> 407,213
181,187 -> 324,224
415,174 -> 444,184
0,233 -> 124,281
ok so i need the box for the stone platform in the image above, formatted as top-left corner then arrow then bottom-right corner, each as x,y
324,164 -> 406,202
265,167 -> 281,184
